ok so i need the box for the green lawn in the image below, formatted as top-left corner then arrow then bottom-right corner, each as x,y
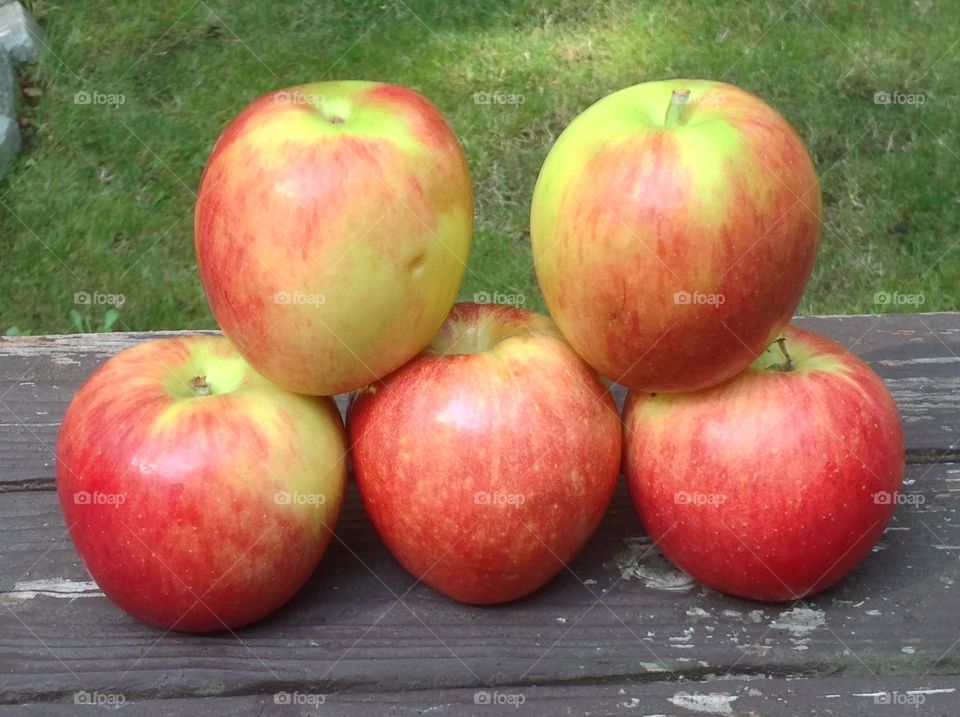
3,0 -> 958,335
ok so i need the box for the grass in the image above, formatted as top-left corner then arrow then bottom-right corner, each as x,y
2,0 -> 958,335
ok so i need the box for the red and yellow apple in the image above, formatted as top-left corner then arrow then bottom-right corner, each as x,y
56,336 -> 347,631
348,302 -> 621,604
623,326 -> 904,601
195,81 -> 473,395
531,79 -> 821,392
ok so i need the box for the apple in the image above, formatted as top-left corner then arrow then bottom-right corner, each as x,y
195,81 -> 473,395
623,326 -> 905,601
348,302 -> 621,604
531,79 -> 821,392
56,336 -> 347,631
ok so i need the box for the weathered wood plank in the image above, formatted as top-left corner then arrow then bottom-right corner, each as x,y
793,313 -> 960,462
1,462 -> 956,703
0,331 -> 347,489
0,313 -> 956,487
3,674 -> 958,716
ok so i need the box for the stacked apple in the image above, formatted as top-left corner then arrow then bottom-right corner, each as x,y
348,303 -> 621,604
56,336 -> 349,630
56,78 -> 905,633
531,79 -> 905,600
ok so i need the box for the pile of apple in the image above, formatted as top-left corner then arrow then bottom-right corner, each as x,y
56,79 -> 904,632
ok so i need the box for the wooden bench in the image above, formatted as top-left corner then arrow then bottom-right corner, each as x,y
1,313 -> 958,715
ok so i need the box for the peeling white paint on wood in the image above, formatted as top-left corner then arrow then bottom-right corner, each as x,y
770,607 -> 826,637
668,691 -> 737,714
0,422 -> 60,428
0,577 -> 103,605
639,662 -> 667,672
879,356 -> 960,366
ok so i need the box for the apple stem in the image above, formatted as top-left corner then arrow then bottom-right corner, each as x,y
190,375 -> 211,397
768,338 -> 794,372
664,89 -> 691,127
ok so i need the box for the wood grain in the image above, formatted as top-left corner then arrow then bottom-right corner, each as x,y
1,314 -> 957,710
3,674 -> 959,716
0,462 -> 956,703
1,313 -> 956,489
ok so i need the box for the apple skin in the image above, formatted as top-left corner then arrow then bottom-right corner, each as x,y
195,81 -> 473,395
347,302 -> 621,604
531,79 -> 821,392
623,326 -> 905,601
56,336 -> 347,631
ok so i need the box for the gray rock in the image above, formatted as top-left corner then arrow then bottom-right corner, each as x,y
0,2 -> 44,63
0,47 -> 15,116
0,114 -> 21,177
